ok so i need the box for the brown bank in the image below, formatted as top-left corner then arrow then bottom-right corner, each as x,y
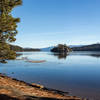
0,74 -> 85,100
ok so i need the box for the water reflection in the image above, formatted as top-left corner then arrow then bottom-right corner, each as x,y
89,54 -> 100,58
52,53 -> 69,59
70,51 -> 100,58
0,53 -> 23,63
52,51 -> 100,60
16,53 -> 23,57
1,51 -> 100,100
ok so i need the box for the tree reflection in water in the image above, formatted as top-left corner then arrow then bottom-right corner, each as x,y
53,53 -> 69,59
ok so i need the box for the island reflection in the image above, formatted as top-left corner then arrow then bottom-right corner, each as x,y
52,53 -> 69,59
52,51 -> 100,59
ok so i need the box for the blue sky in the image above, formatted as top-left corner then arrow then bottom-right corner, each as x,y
12,0 -> 100,48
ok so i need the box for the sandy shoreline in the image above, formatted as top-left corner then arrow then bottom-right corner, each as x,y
0,73 -> 85,100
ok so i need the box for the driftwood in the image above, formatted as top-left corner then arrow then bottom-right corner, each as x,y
16,57 -> 46,63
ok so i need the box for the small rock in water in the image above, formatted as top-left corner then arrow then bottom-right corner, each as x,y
32,83 -> 44,89
0,60 -> 7,63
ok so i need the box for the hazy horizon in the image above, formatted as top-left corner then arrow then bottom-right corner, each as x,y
12,0 -> 100,48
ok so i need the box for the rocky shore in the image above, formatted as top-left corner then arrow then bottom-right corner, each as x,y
0,73 -> 85,100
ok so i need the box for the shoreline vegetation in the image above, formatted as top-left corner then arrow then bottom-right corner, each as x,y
0,73 -> 85,100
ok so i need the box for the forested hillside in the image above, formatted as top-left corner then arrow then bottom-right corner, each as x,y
72,44 -> 100,51
10,45 -> 40,52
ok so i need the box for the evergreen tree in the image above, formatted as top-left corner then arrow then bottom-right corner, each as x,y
0,0 -> 22,61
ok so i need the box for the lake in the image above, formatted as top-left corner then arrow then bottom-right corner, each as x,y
0,51 -> 100,100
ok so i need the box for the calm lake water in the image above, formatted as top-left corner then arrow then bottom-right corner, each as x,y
0,51 -> 100,100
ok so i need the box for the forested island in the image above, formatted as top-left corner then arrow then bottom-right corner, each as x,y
51,44 -> 72,53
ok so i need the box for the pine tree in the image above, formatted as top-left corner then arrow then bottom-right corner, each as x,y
0,0 -> 22,61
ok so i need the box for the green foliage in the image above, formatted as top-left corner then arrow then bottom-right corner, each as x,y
0,0 -> 22,43
0,0 -> 22,60
0,43 -> 16,59
51,44 -> 72,53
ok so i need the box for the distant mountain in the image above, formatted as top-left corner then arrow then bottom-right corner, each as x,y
41,46 -> 54,51
69,45 -> 86,48
72,43 -> 100,51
